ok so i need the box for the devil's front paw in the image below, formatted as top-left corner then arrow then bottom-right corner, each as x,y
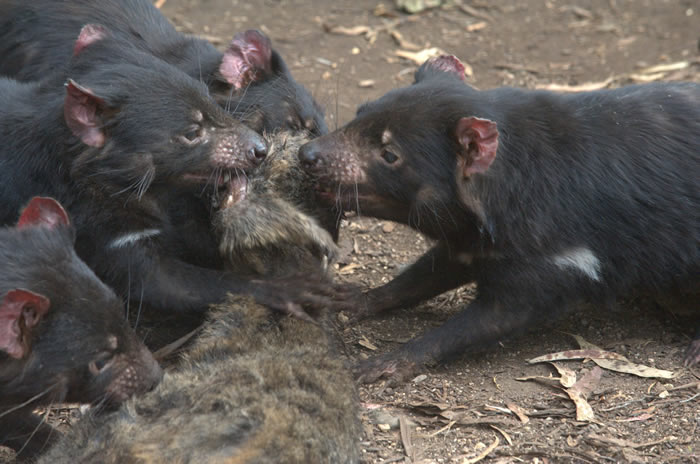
250,274 -> 357,322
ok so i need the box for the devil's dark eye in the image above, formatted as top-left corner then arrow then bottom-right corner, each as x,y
178,125 -> 205,145
183,126 -> 201,141
88,352 -> 115,375
381,150 -> 399,164
93,358 -> 109,370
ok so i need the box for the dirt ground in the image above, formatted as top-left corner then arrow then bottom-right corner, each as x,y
2,1 -> 697,463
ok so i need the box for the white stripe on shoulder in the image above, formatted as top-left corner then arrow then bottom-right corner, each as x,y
551,247 -> 602,282
108,229 -> 161,249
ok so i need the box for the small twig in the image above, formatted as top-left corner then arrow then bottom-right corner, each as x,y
680,392 -> 700,403
600,399 -> 645,412
428,420 -> 456,437
455,2 -> 493,21
668,381 -> 700,392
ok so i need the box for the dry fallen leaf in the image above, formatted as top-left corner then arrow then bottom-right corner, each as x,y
638,61 -> 689,74
466,21 -> 488,32
539,79 -> 614,92
538,60 -> 693,92
338,262 -> 362,275
570,366 -> 603,397
462,436 -> 499,464
516,373 -> 563,386
324,25 -> 371,36
571,335 -> 675,379
395,47 -> 446,65
358,336 -> 378,351
529,349 -> 627,363
399,416 -> 415,461
489,425 -> 512,446
565,388 -> 595,422
505,402 -> 529,424
390,30 -> 421,50
549,362 -> 577,387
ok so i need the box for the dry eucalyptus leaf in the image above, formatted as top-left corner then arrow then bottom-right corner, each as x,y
549,362 -> 577,388
326,25 -> 371,36
395,47 -> 446,65
571,335 -> 675,379
565,388 -> 595,422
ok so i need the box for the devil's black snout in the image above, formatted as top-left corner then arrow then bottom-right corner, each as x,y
298,141 -> 321,168
246,136 -> 268,165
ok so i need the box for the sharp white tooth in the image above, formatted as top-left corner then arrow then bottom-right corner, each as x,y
223,193 -> 234,207
223,173 -> 231,183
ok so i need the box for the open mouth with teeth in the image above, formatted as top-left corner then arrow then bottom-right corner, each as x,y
181,170 -> 252,209
202,172 -> 250,210
220,175 -> 249,209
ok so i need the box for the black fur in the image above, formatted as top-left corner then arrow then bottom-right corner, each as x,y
300,59 -> 700,381
0,31 -> 343,320
0,199 -> 161,460
0,0 -> 341,258
0,0 -> 328,136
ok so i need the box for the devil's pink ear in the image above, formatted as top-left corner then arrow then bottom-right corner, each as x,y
64,79 -> 106,147
0,289 -> 51,359
17,197 -> 71,229
423,55 -> 467,81
73,24 -> 107,56
455,117 -> 499,177
219,29 -> 273,89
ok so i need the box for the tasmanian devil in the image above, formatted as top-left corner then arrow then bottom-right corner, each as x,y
38,295 -> 361,464
0,25 -> 346,321
0,0 -> 328,136
0,197 -> 162,461
299,55 -> 700,383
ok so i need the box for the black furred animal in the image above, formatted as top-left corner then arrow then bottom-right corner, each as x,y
0,25 -> 346,321
0,197 -> 162,461
0,0 -> 328,137
39,296 -> 361,464
0,0 -> 342,256
299,55 -> 700,382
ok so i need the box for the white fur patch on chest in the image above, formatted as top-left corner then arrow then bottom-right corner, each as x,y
108,229 -> 161,249
551,247 -> 602,282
